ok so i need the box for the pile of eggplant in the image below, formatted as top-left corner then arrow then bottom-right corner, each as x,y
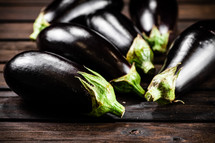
4,0 -> 215,118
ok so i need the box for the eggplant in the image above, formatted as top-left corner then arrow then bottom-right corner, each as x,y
86,10 -> 155,75
4,51 -> 125,117
37,23 -> 145,96
129,0 -> 178,53
145,20 -> 215,104
30,0 -> 123,40
86,10 -> 139,55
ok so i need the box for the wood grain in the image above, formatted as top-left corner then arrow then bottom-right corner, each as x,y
0,91 -> 214,121
0,122 -> 214,142
0,64 -> 4,72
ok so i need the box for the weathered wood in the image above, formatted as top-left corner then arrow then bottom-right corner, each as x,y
0,23 -> 32,39
0,91 -> 214,121
0,73 -> 7,89
0,42 -> 36,62
0,64 -> 4,72
0,91 -> 16,97
1,4 -> 215,21
0,122 -> 214,142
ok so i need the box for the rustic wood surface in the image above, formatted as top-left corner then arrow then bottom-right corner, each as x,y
0,0 -> 215,142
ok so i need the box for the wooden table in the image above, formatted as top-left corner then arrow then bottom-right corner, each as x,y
0,0 -> 215,142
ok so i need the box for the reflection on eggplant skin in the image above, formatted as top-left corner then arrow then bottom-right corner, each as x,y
129,0 -> 178,35
160,25 -> 215,95
37,23 -> 132,80
54,0 -> 124,23
86,11 -> 139,55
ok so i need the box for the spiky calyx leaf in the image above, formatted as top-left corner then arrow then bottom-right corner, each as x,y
126,34 -> 155,75
77,67 -> 125,117
145,64 -> 184,105
143,26 -> 169,54
110,63 -> 145,97
30,12 -> 50,40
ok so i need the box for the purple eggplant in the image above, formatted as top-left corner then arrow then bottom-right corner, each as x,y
30,0 -> 124,40
4,51 -> 125,117
145,20 -> 215,104
86,10 -> 139,55
86,10 -> 155,75
129,0 -> 178,53
37,23 -> 145,97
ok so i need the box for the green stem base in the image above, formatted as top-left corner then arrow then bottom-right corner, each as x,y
110,63 -> 145,97
145,64 -> 183,105
126,34 -> 155,75
30,12 -> 50,40
143,26 -> 170,54
77,67 -> 125,117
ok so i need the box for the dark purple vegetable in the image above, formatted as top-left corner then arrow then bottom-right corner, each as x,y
145,20 -> 215,104
37,23 -> 145,96
129,0 -> 178,53
86,10 -> 155,75
30,0 -> 124,40
86,10 -> 139,55
4,51 -> 125,117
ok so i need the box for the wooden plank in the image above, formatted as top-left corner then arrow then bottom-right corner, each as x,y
0,0 -> 51,6
0,64 -> 4,72
0,41 -> 36,50
0,42 -> 36,62
179,4 -> 215,20
0,91 -> 214,121
0,6 -> 41,21
0,122 -> 214,142
1,4 -> 215,21
178,0 -> 215,4
0,91 -> 17,97
0,23 -> 33,39
0,73 -> 7,89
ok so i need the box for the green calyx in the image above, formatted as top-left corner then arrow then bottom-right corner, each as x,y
143,26 -> 169,54
30,12 -> 50,40
126,34 -> 155,75
76,67 -> 125,118
110,63 -> 145,97
145,64 -> 184,105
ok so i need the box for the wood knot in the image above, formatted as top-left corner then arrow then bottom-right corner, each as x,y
129,129 -> 140,135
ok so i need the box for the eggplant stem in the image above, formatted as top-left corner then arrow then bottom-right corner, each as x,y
110,63 -> 145,97
76,67 -> 125,117
126,34 -> 155,75
143,26 -> 170,54
30,12 -> 50,40
145,64 -> 182,105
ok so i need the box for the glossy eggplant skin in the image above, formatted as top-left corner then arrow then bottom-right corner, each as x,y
37,23 -> 130,80
30,0 -> 124,40
45,0 -> 124,24
86,10 -> 139,55
129,0 -> 178,36
4,51 -> 92,111
160,21 -> 215,95
43,0 -> 76,23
